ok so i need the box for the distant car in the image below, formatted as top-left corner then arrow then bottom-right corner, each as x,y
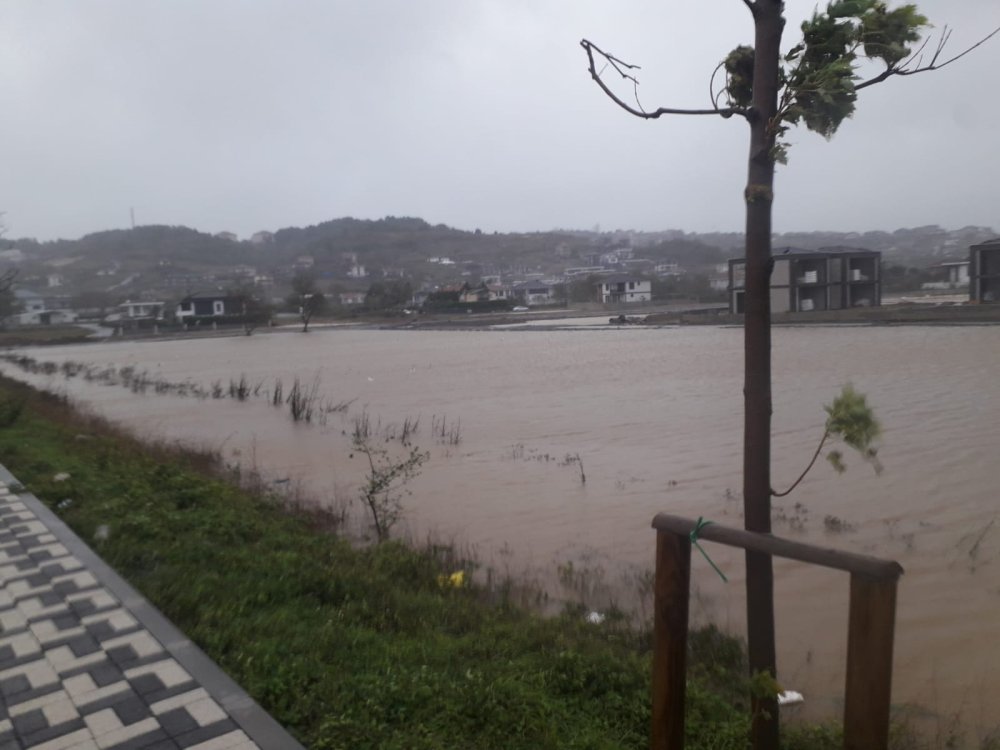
512,306 -> 530,312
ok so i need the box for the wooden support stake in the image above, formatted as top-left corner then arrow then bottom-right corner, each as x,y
844,575 -> 898,750
651,530 -> 692,750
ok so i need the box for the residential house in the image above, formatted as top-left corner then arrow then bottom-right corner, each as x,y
176,295 -> 237,321
11,289 -> 77,326
970,239 -> 1000,303
728,247 -> 881,314
410,289 -> 432,308
12,309 -> 77,326
922,260 -> 970,290
513,281 -> 555,306
162,273 -> 212,290
596,275 -> 652,304
942,261 -> 970,286
488,283 -> 514,301
459,282 -> 514,303
215,231 -> 238,242
622,258 -> 655,272
118,300 -> 165,320
654,263 -> 683,277
709,262 -> 730,292
339,291 -> 367,306
564,266 -> 605,277
14,289 -> 45,314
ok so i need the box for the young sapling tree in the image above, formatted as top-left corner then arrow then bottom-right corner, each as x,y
772,384 -> 881,498
581,4 -> 997,746
352,433 -> 429,543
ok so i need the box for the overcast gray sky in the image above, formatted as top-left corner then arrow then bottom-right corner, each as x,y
1,1 -> 997,241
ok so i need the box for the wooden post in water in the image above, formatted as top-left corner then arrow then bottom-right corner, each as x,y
651,530 -> 691,750
650,514 -> 903,750
843,575 -> 898,750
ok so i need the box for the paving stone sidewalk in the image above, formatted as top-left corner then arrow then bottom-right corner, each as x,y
0,468 -> 305,750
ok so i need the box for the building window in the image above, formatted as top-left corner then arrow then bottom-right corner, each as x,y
213,300 -> 224,315
629,282 -> 635,290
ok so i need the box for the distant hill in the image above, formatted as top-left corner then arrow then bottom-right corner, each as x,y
11,225 -> 258,269
0,216 -> 993,302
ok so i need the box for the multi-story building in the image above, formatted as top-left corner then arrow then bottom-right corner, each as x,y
970,239 -> 1000,303
728,247 -> 881,314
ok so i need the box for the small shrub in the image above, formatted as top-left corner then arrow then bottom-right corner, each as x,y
0,395 -> 25,427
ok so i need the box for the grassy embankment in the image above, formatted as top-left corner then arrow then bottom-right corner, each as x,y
0,376 -> 751,749
0,375 -> 987,749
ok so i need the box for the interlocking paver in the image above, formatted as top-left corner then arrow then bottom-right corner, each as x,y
0,475 -> 300,749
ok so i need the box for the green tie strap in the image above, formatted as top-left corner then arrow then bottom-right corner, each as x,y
689,516 -> 728,583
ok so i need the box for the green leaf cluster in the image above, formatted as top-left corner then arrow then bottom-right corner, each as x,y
724,45 -> 755,108
724,1 -> 929,151
823,383 -> 882,474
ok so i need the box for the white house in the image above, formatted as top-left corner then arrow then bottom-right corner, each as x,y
118,300 -> 165,320
597,275 -> 651,304
12,309 -> 78,326
14,289 -> 45,313
655,263 -> 683,277
513,281 -> 555,306
922,260 -> 970,290
11,289 -> 78,326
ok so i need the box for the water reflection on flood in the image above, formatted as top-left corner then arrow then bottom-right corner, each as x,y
6,324 -> 1000,730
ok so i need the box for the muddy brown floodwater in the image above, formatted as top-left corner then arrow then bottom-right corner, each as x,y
5,324 -> 1000,734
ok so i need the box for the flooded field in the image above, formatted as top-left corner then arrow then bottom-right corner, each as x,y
4,324 -> 1000,731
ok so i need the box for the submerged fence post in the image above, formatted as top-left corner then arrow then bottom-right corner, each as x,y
843,574 -> 898,750
651,529 -> 692,750
650,514 -> 903,750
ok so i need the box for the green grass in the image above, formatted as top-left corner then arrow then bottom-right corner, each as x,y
0,378 -> 753,749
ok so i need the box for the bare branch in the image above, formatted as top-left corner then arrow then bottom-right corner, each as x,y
856,25 -> 1000,92
709,60 -> 729,113
894,34 -> 932,72
0,270 -> 17,295
580,39 -> 747,120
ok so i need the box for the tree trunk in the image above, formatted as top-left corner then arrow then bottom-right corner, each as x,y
743,3 -> 783,749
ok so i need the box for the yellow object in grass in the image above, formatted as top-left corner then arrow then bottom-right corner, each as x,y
437,570 -> 465,588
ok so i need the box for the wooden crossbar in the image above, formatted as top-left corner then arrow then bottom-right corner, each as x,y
650,514 -> 902,750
